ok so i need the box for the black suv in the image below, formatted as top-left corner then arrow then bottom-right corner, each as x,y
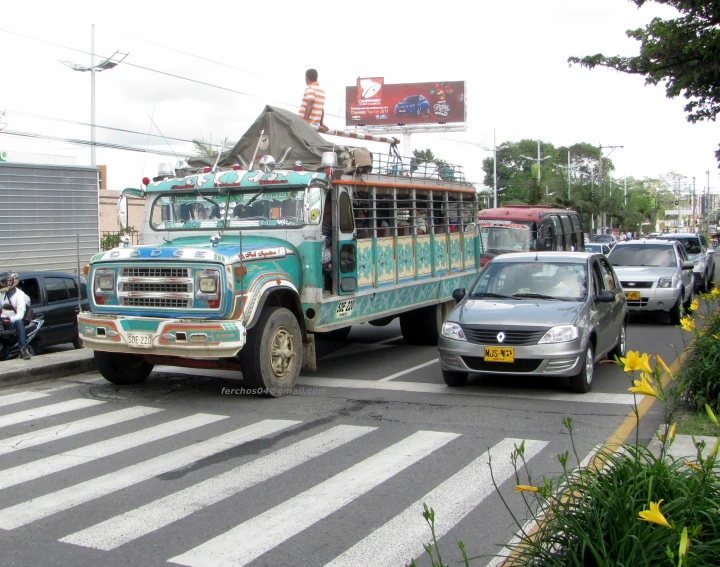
17,272 -> 88,352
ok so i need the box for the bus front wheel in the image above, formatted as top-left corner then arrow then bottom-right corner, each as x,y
241,307 -> 302,397
95,351 -> 154,385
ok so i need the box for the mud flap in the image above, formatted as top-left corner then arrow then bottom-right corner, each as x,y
302,333 -> 317,372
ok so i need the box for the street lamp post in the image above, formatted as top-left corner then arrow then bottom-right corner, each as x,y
60,24 -> 128,167
492,130 -> 510,208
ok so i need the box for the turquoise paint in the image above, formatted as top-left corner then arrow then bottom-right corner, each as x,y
119,319 -> 160,332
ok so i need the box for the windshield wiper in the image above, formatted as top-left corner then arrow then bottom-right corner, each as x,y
470,292 -> 514,300
511,293 -> 558,301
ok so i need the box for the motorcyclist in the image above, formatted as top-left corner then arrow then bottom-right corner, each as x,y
0,271 -> 32,359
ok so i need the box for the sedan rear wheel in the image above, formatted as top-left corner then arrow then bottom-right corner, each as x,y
607,322 -> 627,361
668,294 -> 683,325
569,344 -> 594,393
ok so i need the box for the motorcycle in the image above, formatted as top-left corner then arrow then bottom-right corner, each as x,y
0,317 -> 44,360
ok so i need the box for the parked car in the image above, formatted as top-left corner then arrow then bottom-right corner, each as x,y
17,272 -> 88,352
646,232 -> 663,239
438,252 -> 628,393
585,242 -> 611,256
592,234 -> 618,248
607,240 -> 694,325
394,95 -> 430,117
655,233 -> 715,292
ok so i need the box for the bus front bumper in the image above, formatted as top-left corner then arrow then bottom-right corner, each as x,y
77,313 -> 246,358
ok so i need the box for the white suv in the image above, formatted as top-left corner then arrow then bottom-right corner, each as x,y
607,240 -> 695,325
655,233 -> 715,292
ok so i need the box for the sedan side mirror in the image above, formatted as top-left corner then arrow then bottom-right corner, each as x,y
452,288 -> 466,303
595,289 -> 615,303
682,261 -> 695,271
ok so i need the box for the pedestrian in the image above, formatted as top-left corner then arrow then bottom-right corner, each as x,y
299,69 -> 327,133
0,271 -> 32,359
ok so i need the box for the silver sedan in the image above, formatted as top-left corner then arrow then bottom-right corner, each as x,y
438,252 -> 628,393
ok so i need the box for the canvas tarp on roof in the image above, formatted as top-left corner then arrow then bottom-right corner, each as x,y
189,105 -> 334,171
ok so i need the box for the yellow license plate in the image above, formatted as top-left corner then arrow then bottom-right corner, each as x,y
625,291 -> 641,301
484,346 -> 515,363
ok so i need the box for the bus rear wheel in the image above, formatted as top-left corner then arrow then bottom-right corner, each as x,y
241,307 -> 302,397
400,302 -> 452,345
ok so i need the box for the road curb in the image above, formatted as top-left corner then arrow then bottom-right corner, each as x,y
0,349 -> 97,389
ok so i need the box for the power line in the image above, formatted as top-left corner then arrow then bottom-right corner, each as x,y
0,28 -> 343,120
0,129 -> 187,158
4,109 -> 200,146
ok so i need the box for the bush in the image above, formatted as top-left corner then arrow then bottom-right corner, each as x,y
679,295 -> 720,413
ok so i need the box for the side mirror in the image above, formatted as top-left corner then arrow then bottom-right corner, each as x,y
452,288 -> 466,303
117,196 -> 128,231
682,260 -> 694,271
596,289 -> 615,303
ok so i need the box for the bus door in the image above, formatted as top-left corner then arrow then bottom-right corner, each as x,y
334,187 -> 357,295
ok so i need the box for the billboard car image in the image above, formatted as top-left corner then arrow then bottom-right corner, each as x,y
346,79 -> 465,127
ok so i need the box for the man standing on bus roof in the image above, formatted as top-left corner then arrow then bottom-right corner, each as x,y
299,69 -> 327,133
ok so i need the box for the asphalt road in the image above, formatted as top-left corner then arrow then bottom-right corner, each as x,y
0,251 -> 717,567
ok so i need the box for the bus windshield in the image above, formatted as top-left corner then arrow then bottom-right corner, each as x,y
150,189 -> 307,231
479,221 -> 536,258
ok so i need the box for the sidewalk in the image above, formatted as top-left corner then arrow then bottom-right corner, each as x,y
0,349 -> 96,389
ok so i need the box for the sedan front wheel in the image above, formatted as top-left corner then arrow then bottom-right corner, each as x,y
569,344 -> 594,393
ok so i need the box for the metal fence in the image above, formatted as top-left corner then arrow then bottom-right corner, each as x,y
100,231 -> 140,251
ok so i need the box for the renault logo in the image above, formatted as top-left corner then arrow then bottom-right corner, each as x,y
497,332 -> 506,343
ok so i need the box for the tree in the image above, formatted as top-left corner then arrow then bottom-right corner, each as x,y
192,138 -> 214,157
412,149 -> 449,176
568,0 -> 720,165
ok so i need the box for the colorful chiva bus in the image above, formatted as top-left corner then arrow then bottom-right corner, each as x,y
478,206 -> 585,265
78,109 -> 482,396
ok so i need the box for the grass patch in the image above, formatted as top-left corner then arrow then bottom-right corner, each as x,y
676,410 -> 718,437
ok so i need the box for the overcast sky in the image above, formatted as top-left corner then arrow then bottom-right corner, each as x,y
1,0 -> 718,195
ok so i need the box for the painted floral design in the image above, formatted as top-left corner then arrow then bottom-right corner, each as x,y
357,245 -> 374,283
397,242 -> 413,276
417,241 -> 431,272
376,244 -> 394,277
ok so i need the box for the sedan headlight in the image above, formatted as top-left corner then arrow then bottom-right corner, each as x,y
538,325 -> 579,344
658,277 -> 673,288
441,322 -> 466,341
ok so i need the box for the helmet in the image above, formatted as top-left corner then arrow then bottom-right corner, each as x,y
0,271 -> 18,293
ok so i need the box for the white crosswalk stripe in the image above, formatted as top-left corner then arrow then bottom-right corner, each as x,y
60,424 -> 377,550
168,430 -> 461,567
0,398 -> 104,429
0,406 -> 164,457
325,438 -> 548,567
0,413 -> 226,490
0,391 -> 50,408
0,389 -> 556,567
0,419 -> 300,530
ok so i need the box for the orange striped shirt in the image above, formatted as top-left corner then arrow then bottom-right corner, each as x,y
299,82 -> 325,125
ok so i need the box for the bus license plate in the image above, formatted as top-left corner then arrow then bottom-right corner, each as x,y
127,333 -> 153,348
625,291 -> 641,301
484,347 -> 514,363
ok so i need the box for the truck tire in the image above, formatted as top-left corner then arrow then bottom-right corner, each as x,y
95,351 -> 153,385
400,302 -> 451,346
241,307 -> 302,397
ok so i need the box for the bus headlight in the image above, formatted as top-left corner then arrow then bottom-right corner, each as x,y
198,277 -> 217,293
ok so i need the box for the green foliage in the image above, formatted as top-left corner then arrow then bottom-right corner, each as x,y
568,0 -> 720,166
679,306 -> 720,413
412,149 -> 449,177
100,226 -> 137,251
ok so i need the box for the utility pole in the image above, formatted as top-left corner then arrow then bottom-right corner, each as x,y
598,144 -> 623,233
692,176 -> 696,230
60,25 -> 128,168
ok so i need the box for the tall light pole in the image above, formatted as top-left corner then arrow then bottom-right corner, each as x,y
60,24 -> 128,167
598,144 -> 623,233
493,130 -> 510,208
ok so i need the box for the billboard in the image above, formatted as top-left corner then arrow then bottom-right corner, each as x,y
345,78 -> 466,127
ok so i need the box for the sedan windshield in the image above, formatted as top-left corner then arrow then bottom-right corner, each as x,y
471,261 -> 588,301
609,245 -> 677,267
